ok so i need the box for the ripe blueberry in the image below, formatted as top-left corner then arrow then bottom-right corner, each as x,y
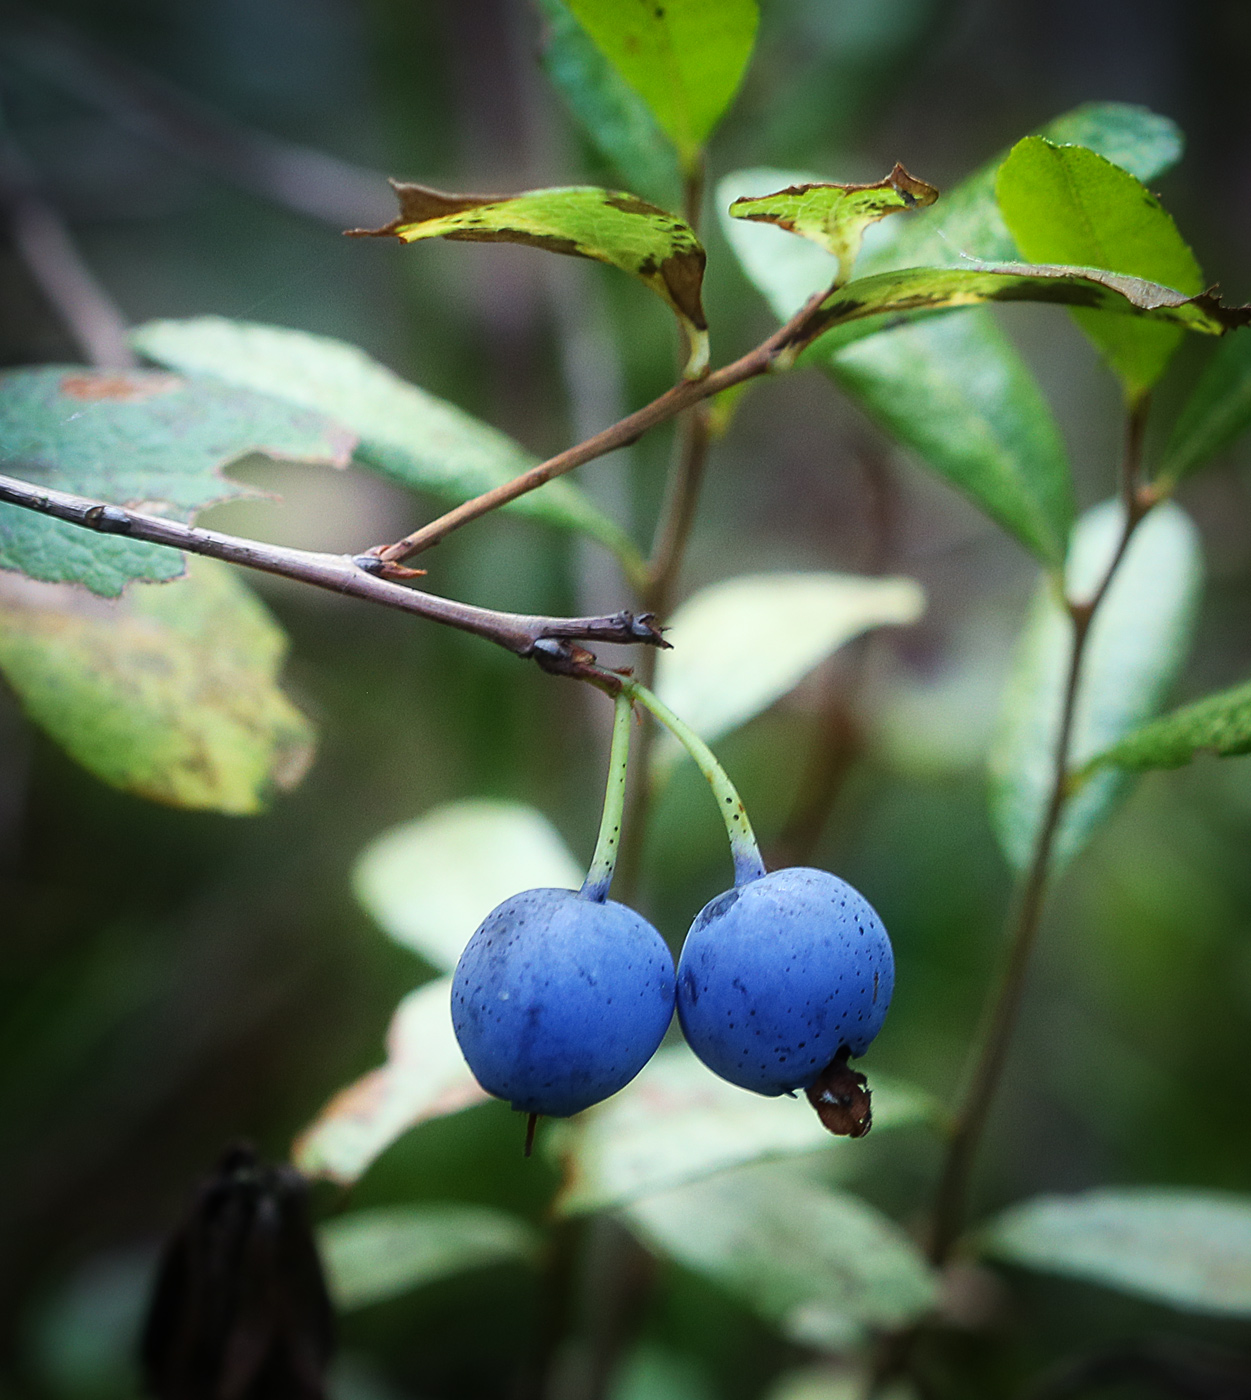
675,867 -> 893,1096
451,887 -> 675,1117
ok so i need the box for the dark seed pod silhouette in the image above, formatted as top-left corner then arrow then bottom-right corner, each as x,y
140,1143 -> 334,1400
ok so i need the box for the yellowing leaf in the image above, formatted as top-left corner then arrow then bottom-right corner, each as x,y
728,165 -> 938,285
354,183 -> 709,376
0,557 -> 313,813
293,977 -> 488,1185
564,0 -> 758,164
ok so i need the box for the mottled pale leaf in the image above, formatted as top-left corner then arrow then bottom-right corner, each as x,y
538,0 -> 680,207
1087,677 -> 1251,772
997,138 -> 1204,398
293,977 -> 488,1184
765,1367 -> 919,1400
354,184 -> 709,375
1157,331 -> 1251,487
719,105 -> 1181,567
563,0 -> 758,163
353,799 -> 584,970
0,558 -> 313,813
728,165 -> 937,285
552,1042 -> 937,1216
981,1189 -> 1251,1317
131,318 -> 641,573
655,572 -> 924,751
989,500 -> 1203,870
799,262 -> 1243,353
319,1205 -> 539,1311
624,1163 -> 937,1348
0,366 -> 353,596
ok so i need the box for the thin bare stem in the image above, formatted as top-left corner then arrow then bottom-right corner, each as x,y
372,291 -> 830,566
0,472 -> 667,666
926,399 -> 1154,1266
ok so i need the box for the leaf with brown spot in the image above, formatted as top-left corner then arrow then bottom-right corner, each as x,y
0,557 -> 314,813
352,183 -> 710,376
0,366 -> 355,595
729,164 -> 938,285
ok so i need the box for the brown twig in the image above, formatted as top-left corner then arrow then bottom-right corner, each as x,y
926,399 -> 1155,1266
0,472 -> 667,668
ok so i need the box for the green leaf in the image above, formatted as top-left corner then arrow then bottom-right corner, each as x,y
318,1205 -> 539,1312
765,1367 -> 919,1400
352,800 -> 584,970
654,572 -> 925,753
981,1188 -> 1251,1317
1086,677 -> 1251,772
1157,330 -> 1251,487
623,1163 -> 938,1348
989,500 -> 1203,871
719,105 -> 1182,567
131,318 -> 643,576
552,1043 -> 937,1217
0,366 -> 353,596
353,183 -> 709,376
728,165 -> 937,286
0,557 -> 313,813
831,315 -> 1074,565
562,0 -> 758,165
610,1346 -> 715,1400
293,976 -> 488,1184
538,0 -> 681,208
996,137 -> 1204,399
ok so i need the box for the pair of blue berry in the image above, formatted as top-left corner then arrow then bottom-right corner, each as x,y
450,864 -> 894,1119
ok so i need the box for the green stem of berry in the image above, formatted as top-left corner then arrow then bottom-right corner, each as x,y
623,681 -> 766,888
580,689 -> 634,903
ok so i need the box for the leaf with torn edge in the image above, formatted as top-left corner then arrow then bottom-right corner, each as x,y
131,318 -> 642,578
0,557 -> 313,813
728,165 -> 937,286
293,977 -> 488,1185
550,1042 -> 937,1217
563,0 -> 758,165
352,183 -> 709,377
655,572 -> 924,754
997,137 -> 1204,399
353,799 -> 584,970
1084,677 -> 1251,773
319,1205 -> 539,1312
0,366 -> 353,596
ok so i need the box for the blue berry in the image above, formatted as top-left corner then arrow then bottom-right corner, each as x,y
676,867 -> 893,1096
451,888 -> 675,1117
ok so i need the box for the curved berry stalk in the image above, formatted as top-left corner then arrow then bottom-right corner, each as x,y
580,690 -> 634,902
619,679 -> 767,888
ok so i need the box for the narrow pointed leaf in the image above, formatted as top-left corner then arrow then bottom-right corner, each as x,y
319,1206 -> 539,1311
552,1043 -> 937,1217
352,799 -> 584,970
996,138 -> 1204,398
537,0 -> 681,208
1086,677 -> 1251,772
0,366 -> 353,595
293,977 -> 488,1185
623,1163 -> 938,1348
989,500 -> 1203,871
981,1189 -> 1251,1317
131,318 -> 644,576
1157,330 -> 1251,487
720,105 -> 1184,567
353,184 -> 709,376
563,0 -> 758,164
0,558 -> 313,813
655,572 -> 924,752
728,165 -> 937,284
